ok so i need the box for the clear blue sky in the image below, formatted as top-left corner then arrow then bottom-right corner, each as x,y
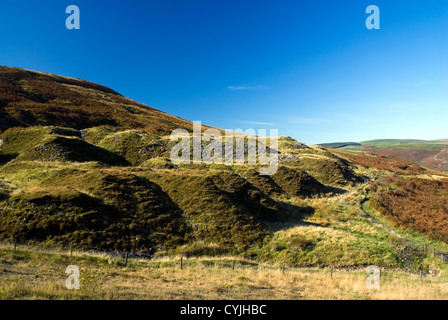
0,0 -> 447,144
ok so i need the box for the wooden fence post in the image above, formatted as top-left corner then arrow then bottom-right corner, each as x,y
180,256 -> 183,270
124,252 -> 128,267
232,260 -> 235,271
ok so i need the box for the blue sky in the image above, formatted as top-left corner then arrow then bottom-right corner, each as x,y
0,0 -> 447,144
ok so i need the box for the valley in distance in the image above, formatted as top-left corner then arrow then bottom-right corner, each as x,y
319,140 -> 448,173
1,66 -> 448,300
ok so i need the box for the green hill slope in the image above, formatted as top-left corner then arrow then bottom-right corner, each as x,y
1,67 -> 448,271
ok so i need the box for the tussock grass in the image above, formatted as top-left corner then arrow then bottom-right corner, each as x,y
0,246 -> 447,300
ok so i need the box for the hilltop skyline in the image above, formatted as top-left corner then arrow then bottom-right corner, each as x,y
0,0 -> 447,144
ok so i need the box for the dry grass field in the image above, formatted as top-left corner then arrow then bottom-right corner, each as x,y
1,245 -> 447,300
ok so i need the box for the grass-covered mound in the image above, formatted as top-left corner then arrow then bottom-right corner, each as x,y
0,159 -> 317,255
92,129 -> 171,165
0,126 -> 129,165
296,150 -> 362,186
271,166 -> 328,198
0,181 -> 192,253
148,169 -> 281,253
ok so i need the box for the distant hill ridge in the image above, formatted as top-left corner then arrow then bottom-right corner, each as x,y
319,139 -> 448,172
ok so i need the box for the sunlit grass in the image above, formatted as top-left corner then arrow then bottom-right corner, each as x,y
0,246 -> 447,300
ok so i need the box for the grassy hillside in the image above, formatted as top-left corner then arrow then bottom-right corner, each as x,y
0,66 -> 196,133
1,67 -> 448,279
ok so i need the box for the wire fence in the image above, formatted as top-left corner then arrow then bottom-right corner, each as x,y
5,236 -> 153,261
3,232 -> 448,274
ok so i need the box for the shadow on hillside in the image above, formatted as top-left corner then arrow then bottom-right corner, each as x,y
48,137 -> 131,166
325,185 -> 348,196
264,202 -> 319,232
0,192 -> 9,201
0,153 -> 18,166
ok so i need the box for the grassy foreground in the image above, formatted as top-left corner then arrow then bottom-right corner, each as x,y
1,246 -> 447,300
